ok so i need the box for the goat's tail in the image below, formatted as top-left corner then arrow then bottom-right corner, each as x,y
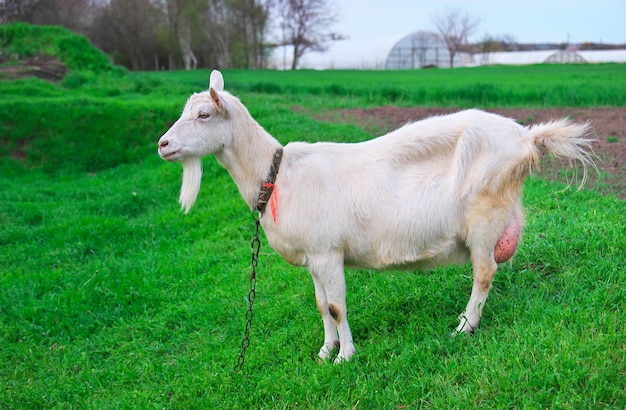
527,119 -> 598,189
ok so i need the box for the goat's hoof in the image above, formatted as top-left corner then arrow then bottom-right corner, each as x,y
454,314 -> 478,336
317,342 -> 338,362
333,356 -> 347,365
451,328 -> 474,338
334,344 -> 356,364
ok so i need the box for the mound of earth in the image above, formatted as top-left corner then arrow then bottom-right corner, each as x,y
321,106 -> 625,198
0,54 -> 67,81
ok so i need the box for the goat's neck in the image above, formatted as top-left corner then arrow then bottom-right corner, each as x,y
216,119 -> 282,210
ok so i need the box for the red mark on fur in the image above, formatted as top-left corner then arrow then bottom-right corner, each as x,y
269,185 -> 278,223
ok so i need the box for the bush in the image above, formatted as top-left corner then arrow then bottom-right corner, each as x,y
0,23 -> 124,75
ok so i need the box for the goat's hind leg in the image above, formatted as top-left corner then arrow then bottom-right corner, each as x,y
456,203 -> 507,334
455,253 -> 498,334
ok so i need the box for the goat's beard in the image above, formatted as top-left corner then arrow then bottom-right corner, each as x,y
180,157 -> 202,213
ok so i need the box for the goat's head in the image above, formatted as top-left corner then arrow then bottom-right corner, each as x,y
158,70 -> 229,162
158,70 -> 230,213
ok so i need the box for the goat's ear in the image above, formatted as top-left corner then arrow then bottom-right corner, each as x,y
209,70 -> 224,91
209,87 -> 225,114
209,70 -> 225,113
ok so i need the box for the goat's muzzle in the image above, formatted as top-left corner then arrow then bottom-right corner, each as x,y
158,138 -> 181,161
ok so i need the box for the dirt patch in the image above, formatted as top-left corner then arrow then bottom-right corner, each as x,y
0,54 -> 67,82
317,106 -> 625,198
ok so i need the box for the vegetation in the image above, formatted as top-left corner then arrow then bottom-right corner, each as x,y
0,23 -> 122,75
2,0 -> 343,70
0,29 -> 625,408
221,64 -> 626,107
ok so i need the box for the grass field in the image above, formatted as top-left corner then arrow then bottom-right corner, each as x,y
1,26 -> 625,408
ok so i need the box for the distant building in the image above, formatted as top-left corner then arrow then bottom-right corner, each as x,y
385,31 -> 473,69
475,49 -> 626,65
386,31 -> 626,69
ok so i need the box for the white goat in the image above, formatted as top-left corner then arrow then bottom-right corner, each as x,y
158,70 -> 595,363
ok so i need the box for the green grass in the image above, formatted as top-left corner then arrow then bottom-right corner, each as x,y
220,64 -> 626,107
1,26 -> 625,407
1,157 -> 624,408
3,64 -> 626,176
0,23 -> 123,75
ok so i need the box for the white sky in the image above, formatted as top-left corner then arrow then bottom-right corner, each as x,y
284,0 -> 626,69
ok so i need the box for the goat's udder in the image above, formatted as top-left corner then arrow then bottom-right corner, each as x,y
494,216 -> 520,263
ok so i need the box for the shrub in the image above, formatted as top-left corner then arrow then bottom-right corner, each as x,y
0,23 -> 124,75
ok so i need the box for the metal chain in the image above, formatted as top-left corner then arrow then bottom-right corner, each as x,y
233,214 -> 261,374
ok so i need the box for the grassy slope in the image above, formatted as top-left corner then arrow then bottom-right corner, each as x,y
0,26 -> 625,408
0,23 -> 122,75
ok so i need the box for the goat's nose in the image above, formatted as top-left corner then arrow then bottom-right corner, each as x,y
159,139 -> 169,148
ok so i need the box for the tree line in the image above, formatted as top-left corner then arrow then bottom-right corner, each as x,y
0,0 -> 342,70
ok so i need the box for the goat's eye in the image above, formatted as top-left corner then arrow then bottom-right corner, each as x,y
198,112 -> 210,119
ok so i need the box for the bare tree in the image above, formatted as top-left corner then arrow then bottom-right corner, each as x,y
1,0 -> 40,23
411,31 -> 439,68
178,20 -> 198,69
499,34 -> 518,51
277,0 -> 344,69
201,0 -> 233,68
479,34 -> 498,65
478,34 -> 518,65
1,0 -> 94,32
227,0 -> 272,69
161,0 -> 204,70
432,8 -> 479,68
90,0 -> 162,70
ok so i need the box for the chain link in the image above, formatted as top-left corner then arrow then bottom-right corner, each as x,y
233,215 -> 261,374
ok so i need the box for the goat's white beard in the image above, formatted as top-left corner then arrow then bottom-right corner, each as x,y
180,157 -> 202,213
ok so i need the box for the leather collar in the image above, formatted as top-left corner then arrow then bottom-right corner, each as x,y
255,148 -> 283,215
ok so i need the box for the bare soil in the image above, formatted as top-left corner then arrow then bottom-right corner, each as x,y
0,54 -> 67,82
321,106 -> 626,198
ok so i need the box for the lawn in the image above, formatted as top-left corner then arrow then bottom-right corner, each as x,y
1,29 -> 625,407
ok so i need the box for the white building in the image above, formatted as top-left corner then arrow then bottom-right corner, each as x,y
476,49 -> 626,65
386,31 -> 626,69
385,31 -> 473,69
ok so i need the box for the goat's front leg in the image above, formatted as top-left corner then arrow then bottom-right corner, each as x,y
311,274 -> 340,361
309,254 -> 356,363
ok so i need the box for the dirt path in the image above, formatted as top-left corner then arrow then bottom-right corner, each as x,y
0,54 -> 67,81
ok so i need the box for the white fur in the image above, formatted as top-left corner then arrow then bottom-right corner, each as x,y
210,69 -> 224,91
180,157 -> 202,213
158,70 -> 596,362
